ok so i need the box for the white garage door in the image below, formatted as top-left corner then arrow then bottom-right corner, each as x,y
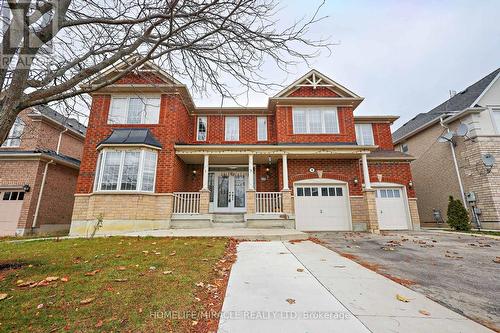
375,187 -> 409,230
0,191 -> 24,236
294,183 -> 350,231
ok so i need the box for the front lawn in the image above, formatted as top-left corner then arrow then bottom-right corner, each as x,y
0,237 -> 229,332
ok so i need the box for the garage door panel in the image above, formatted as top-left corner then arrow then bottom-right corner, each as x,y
375,188 -> 409,230
0,191 -> 24,236
295,184 -> 350,231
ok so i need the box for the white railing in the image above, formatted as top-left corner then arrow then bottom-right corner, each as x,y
173,192 -> 200,214
256,192 -> 283,214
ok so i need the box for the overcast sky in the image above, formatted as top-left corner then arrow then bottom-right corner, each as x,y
194,0 -> 500,131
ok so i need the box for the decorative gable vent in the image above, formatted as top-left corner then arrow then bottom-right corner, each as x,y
299,72 -> 333,90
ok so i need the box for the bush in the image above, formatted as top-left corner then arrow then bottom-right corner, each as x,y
446,196 -> 471,231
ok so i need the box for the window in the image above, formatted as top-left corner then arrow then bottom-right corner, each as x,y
197,116 -> 207,141
400,143 -> 409,153
492,109 -> 500,133
2,191 -> 24,200
292,107 -> 339,134
376,189 -> 401,198
108,96 -> 160,124
355,124 -> 374,145
95,149 -> 157,192
257,117 -> 268,141
225,117 -> 239,141
2,118 -> 25,147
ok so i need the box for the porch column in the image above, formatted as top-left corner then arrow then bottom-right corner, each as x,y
248,154 -> 254,190
202,154 -> 209,190
361,153 -> 372,189
199,154 -> 210,214
282,154 -> 289,190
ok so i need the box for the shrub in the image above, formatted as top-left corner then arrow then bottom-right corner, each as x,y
446,196 -> 471,231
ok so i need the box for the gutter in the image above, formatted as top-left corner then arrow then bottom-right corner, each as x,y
32,159 -> 53,229
439,116 -> 467,206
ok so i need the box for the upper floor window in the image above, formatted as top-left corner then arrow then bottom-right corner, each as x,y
292,107 -> 339,134
225,116 -> 239,141
2,117 -> 24,147
108,96 -> 160,124
493,109 -> 500,134
94,148 -> 157,192
400,143 -> 409,153
257,116 -> 268,141
197,116 -> 207,141
355,123 -> 374,145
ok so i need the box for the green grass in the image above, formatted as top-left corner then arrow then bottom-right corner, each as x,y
464,230 -> 500,237
0,237 -> 228,332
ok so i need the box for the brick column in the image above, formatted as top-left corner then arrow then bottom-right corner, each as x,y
246,189 -> 256,214
199,190 -> 210,214
364,189 -> 379,233
408,198 -> 421,230
282,189 -> 293,214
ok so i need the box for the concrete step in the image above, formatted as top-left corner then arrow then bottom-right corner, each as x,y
212,213 -> 245,223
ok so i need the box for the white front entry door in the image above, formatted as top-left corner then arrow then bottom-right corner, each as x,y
213,172 -> 247,213
294,182 -> 351,231
375,186 -> 410,230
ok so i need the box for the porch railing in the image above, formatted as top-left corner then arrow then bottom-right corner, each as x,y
256,192 -> 283,214
173,192 -> 200,214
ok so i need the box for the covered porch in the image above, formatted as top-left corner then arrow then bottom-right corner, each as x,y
172,144 -> 378,229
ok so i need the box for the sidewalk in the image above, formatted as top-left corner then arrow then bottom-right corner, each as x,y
218,241 -> 494,333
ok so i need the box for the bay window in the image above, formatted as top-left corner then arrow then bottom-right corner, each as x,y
197,116 -> 207,141
108,96 -> 160,124
292,107 -> 339,134
225,116 -> 239,141
355,123 -> 374,145
2,117 -> 24,147
95,149 -> 157,192
257,116 -> 268,141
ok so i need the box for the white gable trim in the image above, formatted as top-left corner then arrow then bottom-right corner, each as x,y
470,70 -> 500,107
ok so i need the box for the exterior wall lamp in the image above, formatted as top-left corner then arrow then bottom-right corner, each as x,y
192,169 -> 197,180
23,184 -> 31,192
353,177 -> 359,185
408,180 -> 414,188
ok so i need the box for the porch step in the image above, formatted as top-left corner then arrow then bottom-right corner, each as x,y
212,213 -> 245,223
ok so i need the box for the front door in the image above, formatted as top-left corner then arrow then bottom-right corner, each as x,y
213,172 -> 247,212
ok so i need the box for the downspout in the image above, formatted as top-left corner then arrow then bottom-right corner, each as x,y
32,159 -> 54,229
56,128 -> 68,154
439,116 -> 467,206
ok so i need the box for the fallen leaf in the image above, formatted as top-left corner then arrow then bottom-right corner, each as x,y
84,270 -> 100,276
151,242 -> 157,245
396,294 -> 410,303
0,293 -> 8,300
80,298 -> 95,305
169,251 -> 176,256
45,276 -> 59,282
286,298 -> 296,304
37,303 -> 44,309
297,268 -> 304,272
142,251 -> 149,254
117,266 -> 127,271
114,278 -> 128,282
192,320 -> 198,326
419,309 -> 431,316
149,266 -> 156,271
61,277 -> 69,282
493,257 -> 500,264
163,271 -> 173,275
16,280 -> 35,287
95,320 -> 103,328
196,282 -> 205,287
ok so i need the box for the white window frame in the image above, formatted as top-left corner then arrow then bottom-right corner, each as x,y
2,117 -> 25,147
225,116 -> 240,141
94,148 -> 158,193
491,108 -> 500,134
108,95 -> 161,125
355,123 -> 374,145
257,116 -> 268,141
400,143 -> 409,153
292,106 -> 339,134
196,116 -> 208,141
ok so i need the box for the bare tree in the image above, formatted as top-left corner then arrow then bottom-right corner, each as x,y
0,0 -> 330,142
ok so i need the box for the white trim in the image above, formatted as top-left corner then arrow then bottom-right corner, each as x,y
470,71 -> 500,107
355,123 -> 374,145
292,106 -> 340,134
224,116 -> 240,141
489,107 -> 500,134
196,116 -> 208,141
108,95 -> 161,125
257,116 -> 268,141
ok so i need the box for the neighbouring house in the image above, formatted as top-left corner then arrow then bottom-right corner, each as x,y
393,67 -> 500,230
70,58 -> 419,236
0,106 -> 86,236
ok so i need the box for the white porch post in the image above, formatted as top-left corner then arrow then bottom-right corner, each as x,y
202,154 -> 209,190
361,153 -> 372,189
282,154 -> 289,190
248,154 -> 254,190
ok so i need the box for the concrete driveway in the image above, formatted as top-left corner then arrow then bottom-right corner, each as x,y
311,231 -> 500,332
218,240 -> 493,333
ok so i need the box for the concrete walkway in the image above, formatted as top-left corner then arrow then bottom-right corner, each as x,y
218,241 -> 493,333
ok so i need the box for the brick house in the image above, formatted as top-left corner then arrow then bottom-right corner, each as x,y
70,59 -> 419,236
0,106 -> 86,236
393,67 -> 500,230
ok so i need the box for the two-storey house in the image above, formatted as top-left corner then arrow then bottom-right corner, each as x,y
0,106 -> 86,236
70,59 -> 419,236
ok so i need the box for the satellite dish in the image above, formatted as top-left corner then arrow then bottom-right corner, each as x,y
456,123 -> 469,137
482,153 -> 496,167
438,131 -> 454,143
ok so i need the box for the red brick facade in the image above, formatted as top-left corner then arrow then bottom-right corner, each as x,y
76,71 -> 415,200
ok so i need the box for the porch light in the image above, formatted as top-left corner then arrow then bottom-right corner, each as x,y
192,170 -> 197,179
23,184 -> 30,192
265,167 -> 270,173
353,177 -> 359,185
408,180 -> 414,188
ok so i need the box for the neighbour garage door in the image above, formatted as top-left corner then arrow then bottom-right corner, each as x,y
294,183 -> 350,231
0,191 -> 24,236
375,187 -> 409,230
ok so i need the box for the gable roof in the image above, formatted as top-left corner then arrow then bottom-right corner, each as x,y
31,105 -> 87,136
393,67 -> 500,143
